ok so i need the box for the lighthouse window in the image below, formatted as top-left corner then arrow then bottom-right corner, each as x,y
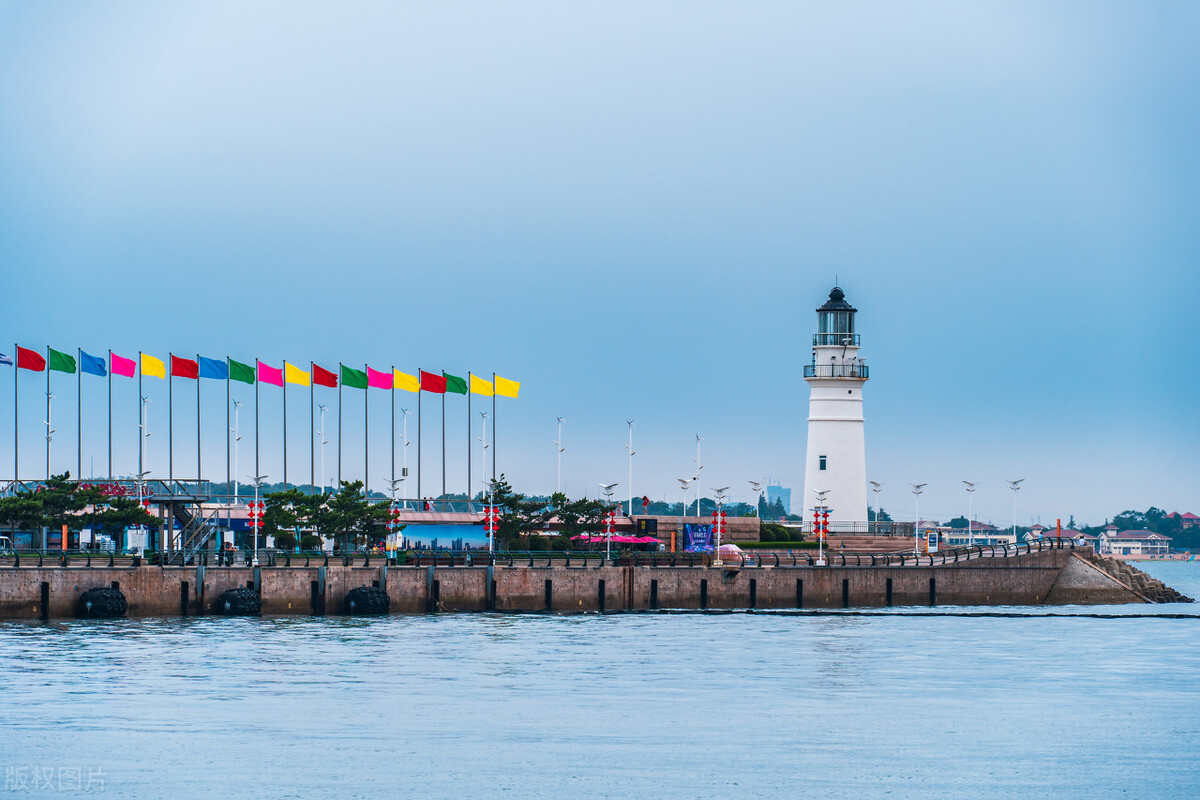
819,456 -> 827,471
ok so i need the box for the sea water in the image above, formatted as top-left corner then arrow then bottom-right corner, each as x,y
0,562 -> 1196,799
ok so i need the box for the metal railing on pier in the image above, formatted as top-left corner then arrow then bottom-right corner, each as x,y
0,537 -> 1078,571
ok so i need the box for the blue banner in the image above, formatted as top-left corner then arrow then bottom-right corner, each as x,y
683,523 -> 713,552
198,356 -> 228,380
79,350 -> 107,377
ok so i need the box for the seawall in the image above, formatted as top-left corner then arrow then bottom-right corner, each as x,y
0,549 -> 1161,620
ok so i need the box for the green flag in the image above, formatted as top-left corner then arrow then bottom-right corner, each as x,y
443,372 -> 468,395
48,348 -> 76,374
341,365 -> 368,389
229,358 -> 255,384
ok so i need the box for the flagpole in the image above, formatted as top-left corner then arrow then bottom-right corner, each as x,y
337,363 -> 342,488
13,343 -> 18,487
77,347 -> 82,479
137,352 -> 143,489
467,374 -> 472,502
225,358 -> 231,497
282,363 -> 288,489
107,350 -> 113,480
254,359 -> 260,484
390,366 -> 395,496
492,372 -> 497,484
314,362 -> 319,494
45,345 -> 50,480
417,369 -> 422,502
441,373 -> 446,500
363,363 -> 369,498
196,353 -> 201,488
168,352 -> 174,487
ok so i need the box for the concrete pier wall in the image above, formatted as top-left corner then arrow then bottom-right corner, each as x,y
0,550 -> 1147,621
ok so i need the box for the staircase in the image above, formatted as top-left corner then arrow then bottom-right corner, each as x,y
167,502 -> 220,565
1076,552 -> 1193,603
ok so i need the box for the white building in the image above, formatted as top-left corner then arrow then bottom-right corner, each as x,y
802,286 -> 868,524
1099,527 -> 1172,557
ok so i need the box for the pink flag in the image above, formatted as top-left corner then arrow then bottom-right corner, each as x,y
367,366 -> 393,390
111,352 -> 136,377
257,361 -> 284,386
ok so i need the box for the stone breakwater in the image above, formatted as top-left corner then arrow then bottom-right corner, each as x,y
1,548 -> 1189,620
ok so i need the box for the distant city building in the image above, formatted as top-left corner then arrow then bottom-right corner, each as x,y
766,484 -> 791,515
802,286 -> 868,523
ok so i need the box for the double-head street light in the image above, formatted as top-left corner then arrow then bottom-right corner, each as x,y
748,480 -> 764,517
693,434 -> 704,515
962,481 -> 978,546
812,489 -> 830,566
910,483 -> 927,555
230,399 -> 241,503
868,480 -> 883,530
677,477 -> 695,516
1007,479 -> 1025,540
599,482 -> 618,558
316,403 -> 328,496
249,473 -> 269,566
711,487 -> 730,564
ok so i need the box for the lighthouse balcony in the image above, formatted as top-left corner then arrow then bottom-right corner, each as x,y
804,364 -> 869,379
812,333 -> 860,347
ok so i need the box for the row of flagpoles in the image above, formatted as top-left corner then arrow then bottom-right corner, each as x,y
1,345 -> 520,501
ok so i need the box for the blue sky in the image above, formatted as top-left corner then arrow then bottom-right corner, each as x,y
1,1 -> 1197,526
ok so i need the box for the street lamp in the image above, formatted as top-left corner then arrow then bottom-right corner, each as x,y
385,477 -> 404,554
962,481 -> 978,546
748,480 -> 764,517
868,480 -> 883,532
677,477 -> 694,517
248,473 -> 268,566
1007,479 -> 1024,541
711,487 -> 730,565
599,482 -> 618,558
910,483 -> 926,556
626,420 -> 636,516
136,469 -> 152,551
693,435 -> 704,516
478,412 -> 490,502
812,489 -> 830,566
554,417 -> 565,495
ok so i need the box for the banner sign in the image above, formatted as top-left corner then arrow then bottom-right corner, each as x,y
637,518 -> 658,535
684,523 -> 713,552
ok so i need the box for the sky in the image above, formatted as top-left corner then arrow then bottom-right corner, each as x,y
1,1 -> 1198,527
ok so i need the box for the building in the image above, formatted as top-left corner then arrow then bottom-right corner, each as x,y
802,286 -> 868,524
1099,526 -> 1172,557
1169,512 -> 1200,529
766,483 -> 792,515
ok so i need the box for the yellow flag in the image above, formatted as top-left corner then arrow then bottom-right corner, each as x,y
494,374 -> 520,398
394,370 -> 420,393
285,362 -> 310,386
140,353 -> 166,379
470,374 -> 493,396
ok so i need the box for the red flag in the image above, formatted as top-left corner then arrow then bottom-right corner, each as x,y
16,346 -> 45,371
420,370 -> 446,393
171,355 -> 199,379
312,363 -> 338,387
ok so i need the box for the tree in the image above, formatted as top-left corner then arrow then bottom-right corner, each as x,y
946,516 -> 969,529
868,507 -> 893,522
0,473 -> 155,546
322,481 -> 391,551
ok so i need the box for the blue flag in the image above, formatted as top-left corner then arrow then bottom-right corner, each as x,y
79,350 -> 107,377
0,353 -> 11,366
198,356 -> 228,380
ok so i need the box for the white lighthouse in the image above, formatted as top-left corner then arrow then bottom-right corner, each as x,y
802,286 -> 868,526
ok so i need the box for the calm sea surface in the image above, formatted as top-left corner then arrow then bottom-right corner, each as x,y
1,562 -> 1197,799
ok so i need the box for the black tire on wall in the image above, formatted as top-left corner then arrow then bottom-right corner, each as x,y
344,586 -> 390,616
77,587 -> 128,619
216,587 -> 262,616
